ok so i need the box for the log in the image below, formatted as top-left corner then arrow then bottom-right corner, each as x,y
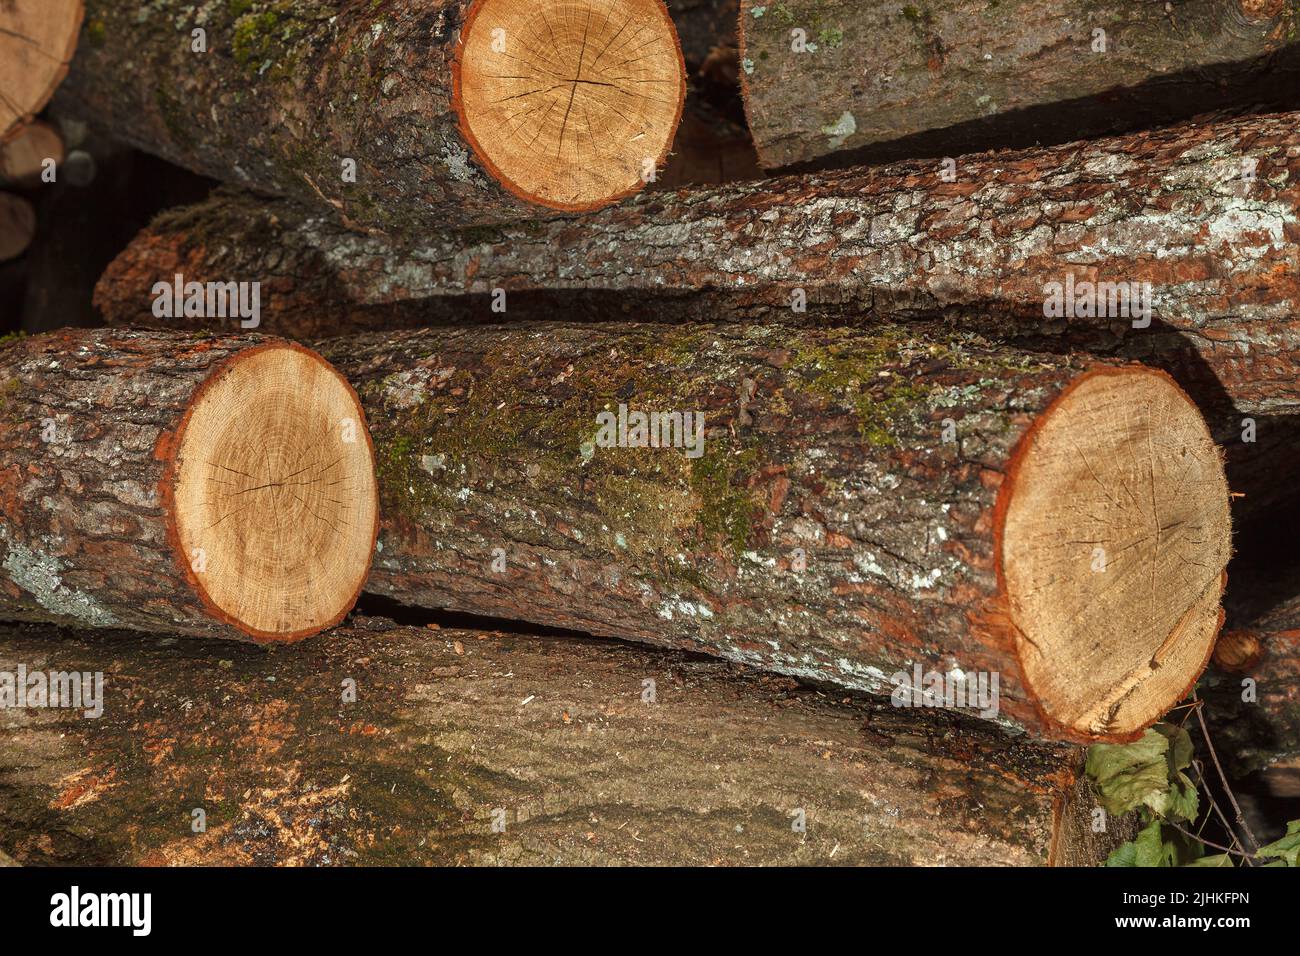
0,120 -> 65,187
317,323 -> 1232,744
54,0 -> 686,230
738,0 -> 1300,171
0,618 -> 1132,866
0,329 -> 378,642
1201,586 -> 1300,784
0,0 -> 83,143
0,194 -> 35,263
94,110 -> 1300,419
94,111 -> 1300,522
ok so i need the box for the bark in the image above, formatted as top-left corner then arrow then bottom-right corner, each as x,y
0,328 -> 315,641
95,111 -> 1300,519
316,322 -> 1228,744
738,0 -> 1300,170
0,617 -> 1130,866
1203,587 -> 1300,780
53,0 -> 681,232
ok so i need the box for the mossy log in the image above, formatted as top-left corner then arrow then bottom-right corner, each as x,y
738,0 -> 1299,170
0,329 -> 378,643
318,323 -> 1232,744
95,111 -> 1300,521
54,0 -> 686,230
0,618 -> 1131,866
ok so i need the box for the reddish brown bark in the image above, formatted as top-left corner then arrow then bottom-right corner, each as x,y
54,0 -> 684,232
1206,590 -> 1300,780
0,618 -> 1128,866
95,110 -> 1299,407
0,328 -> 347,642
96,111 -> 1300,525
316,322 -> 1229,744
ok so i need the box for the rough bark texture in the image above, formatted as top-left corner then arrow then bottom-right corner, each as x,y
52,0 -> 677,232
95,111 -> 1300,523
0,618 -> 1129,866
738,0 -> 1300,170
0,328 -> 292,640
315,322 -> 1216,744
1203,587 -> 1300,780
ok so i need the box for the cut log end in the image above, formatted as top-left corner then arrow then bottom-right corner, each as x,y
0,0 -> 83,143
453,0 -> 685,211
0,118 -> 65,185
0,192 -> 35,262
999,368 -> 1231,741
165,343 -> 379,642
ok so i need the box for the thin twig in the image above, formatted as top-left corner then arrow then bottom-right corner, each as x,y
1166,820 -> 1251,860
1192,690 -> 1261,852
1189,760 -> 1251,865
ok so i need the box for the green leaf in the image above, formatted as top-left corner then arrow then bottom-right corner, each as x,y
1146,770 -> 1199,823
1105,819 -> 1215,868
1086,729 -> 1170,817
1153,723 -> 1195,773
1133,818 -> 1181,867
1186,852 -> 1234,868
1256,820 -> 1300,867
1104,839 -> 1139,867
1085,724 -> 1199,822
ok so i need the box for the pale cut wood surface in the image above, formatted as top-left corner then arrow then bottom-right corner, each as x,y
454,0 -> 685,210
170,346 -> 379,640
0,0 -> 83,142
0,119 -> 64,185
0,329 -> 377,643
1002,370 -> 1230,738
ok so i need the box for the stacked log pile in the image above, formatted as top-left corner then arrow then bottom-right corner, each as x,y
0,3 -> 80,265
1,0 -> 1298,868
